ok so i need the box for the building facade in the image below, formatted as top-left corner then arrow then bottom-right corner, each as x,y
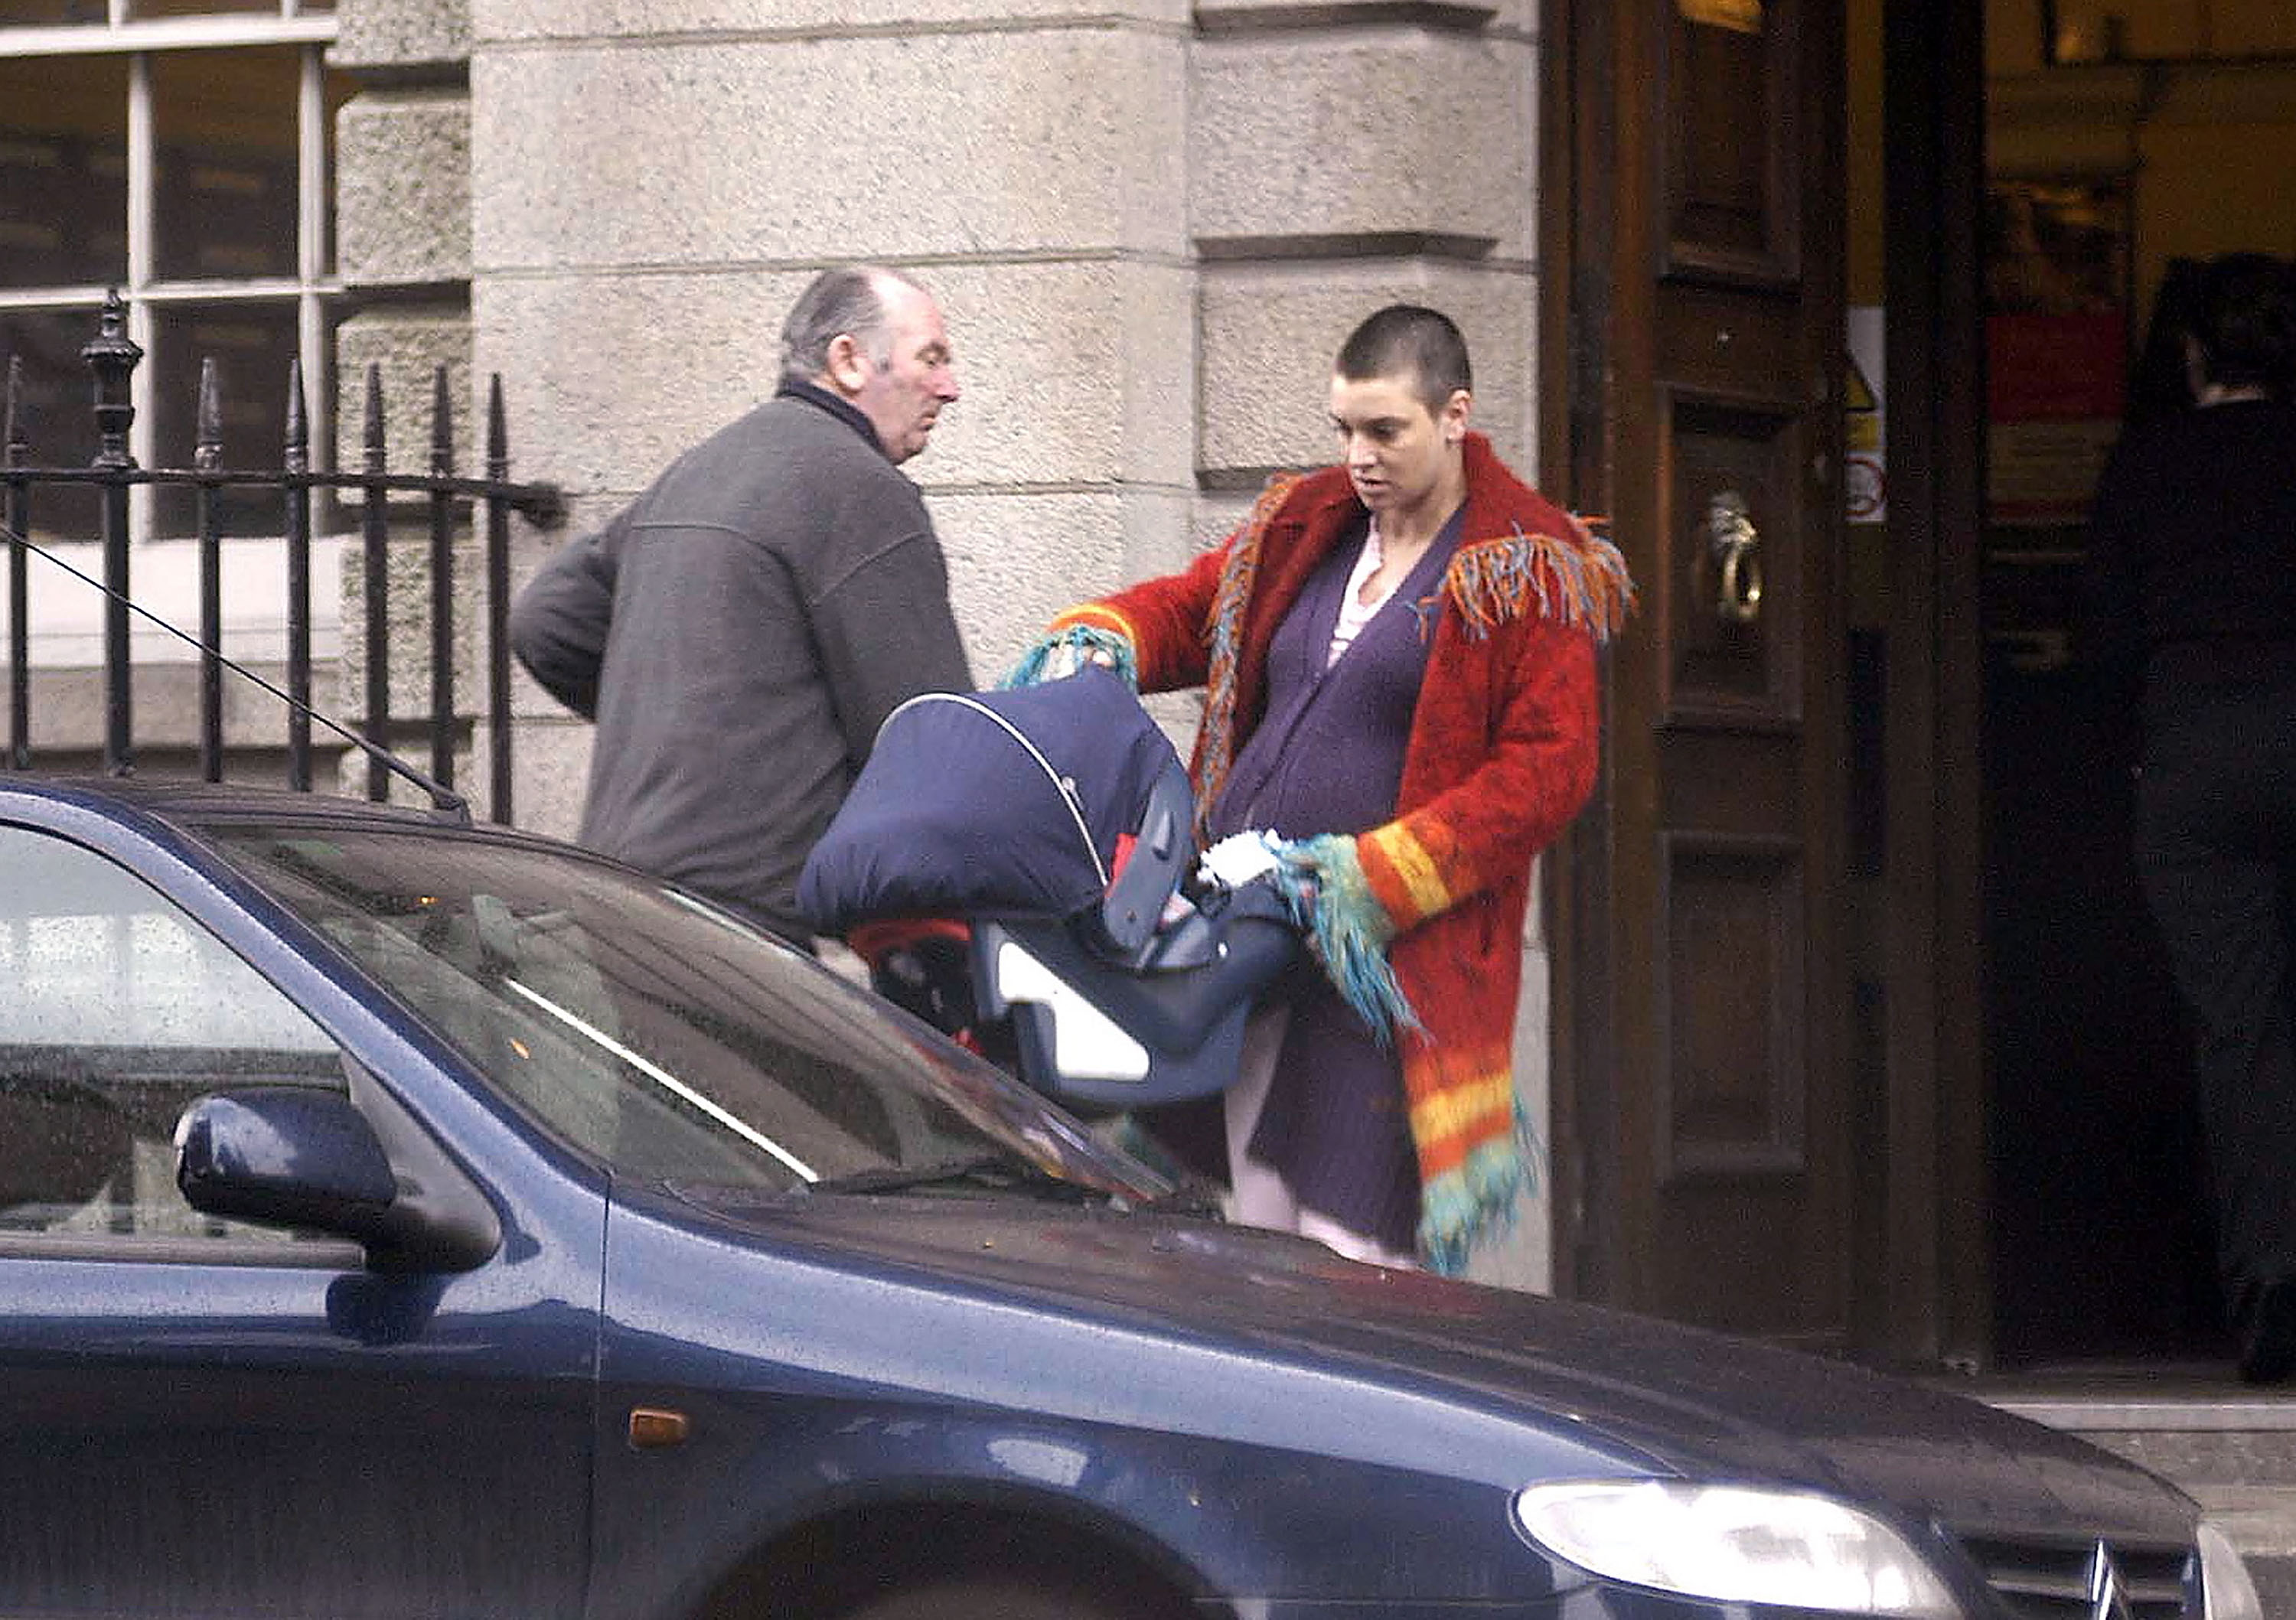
18,0 -> 2296,1364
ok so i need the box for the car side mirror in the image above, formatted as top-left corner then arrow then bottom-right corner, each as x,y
176,1086 -> 395,1225
174,1087 -> 497,1272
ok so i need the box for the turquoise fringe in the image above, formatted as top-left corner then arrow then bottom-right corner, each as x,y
1417,1113 -> 1547,1276
1000,625 -> 1140,690
1270,834 -> 1420,1046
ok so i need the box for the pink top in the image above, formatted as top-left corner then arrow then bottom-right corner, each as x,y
1329,519 -> 1402,667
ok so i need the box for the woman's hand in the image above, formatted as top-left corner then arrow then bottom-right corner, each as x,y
1000,626 -> 1139,690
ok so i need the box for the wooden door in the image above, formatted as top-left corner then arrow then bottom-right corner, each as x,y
1544,0 -> 1851,1349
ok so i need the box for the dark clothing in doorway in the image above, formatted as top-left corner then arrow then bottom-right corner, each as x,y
2132,676 -> 2296,1295
2084,398 -> 2296,1317
2084,400 -> 2296,705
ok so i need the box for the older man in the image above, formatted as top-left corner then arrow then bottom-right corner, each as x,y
511,265 -> 974,946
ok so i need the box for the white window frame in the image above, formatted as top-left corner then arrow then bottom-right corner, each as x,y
0,0 -> 341,536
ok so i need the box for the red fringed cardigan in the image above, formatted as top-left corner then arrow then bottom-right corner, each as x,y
1045,433 -> 1632,1269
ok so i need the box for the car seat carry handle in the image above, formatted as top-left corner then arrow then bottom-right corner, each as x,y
1091,758 -> 1195,958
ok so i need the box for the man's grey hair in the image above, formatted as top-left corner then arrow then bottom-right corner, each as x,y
779,266 -> 918,384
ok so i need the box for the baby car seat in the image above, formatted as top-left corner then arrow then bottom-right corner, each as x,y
797,667 -> 1298,1112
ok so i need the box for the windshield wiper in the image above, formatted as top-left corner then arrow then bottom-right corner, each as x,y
804,1151 -> 1101,1203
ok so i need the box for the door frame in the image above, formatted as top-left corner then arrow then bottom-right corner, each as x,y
1538,0 -> 1621,1312
1875,0 -> 1990,1370
1538,0 -> 1991,1367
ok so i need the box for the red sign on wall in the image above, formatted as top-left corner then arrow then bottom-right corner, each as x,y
1988,311 -> 2127,421
1986,311 -> 2127,525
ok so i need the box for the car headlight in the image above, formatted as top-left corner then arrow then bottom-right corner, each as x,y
1513,1480 -> 1959,1616
2199,1521 -> 2263,1620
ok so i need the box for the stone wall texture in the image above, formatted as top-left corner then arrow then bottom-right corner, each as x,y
334,0 -> 470,70
335,93 -> 473,287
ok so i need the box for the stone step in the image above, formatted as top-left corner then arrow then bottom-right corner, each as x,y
1988,1390 -> 2296,1612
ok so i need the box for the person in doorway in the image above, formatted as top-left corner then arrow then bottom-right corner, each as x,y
2081,251 -> 2296,1381
510,266 -> 973,949
1005,305 -> 1633,1273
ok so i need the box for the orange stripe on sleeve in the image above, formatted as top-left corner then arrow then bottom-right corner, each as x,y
1046,603 -> 1139,646
1358,822 -> 1452,931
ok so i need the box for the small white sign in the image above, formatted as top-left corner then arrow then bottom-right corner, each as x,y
1846,305 -> 1887,526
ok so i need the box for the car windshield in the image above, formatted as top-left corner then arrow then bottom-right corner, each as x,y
197,823 -> 1169,1205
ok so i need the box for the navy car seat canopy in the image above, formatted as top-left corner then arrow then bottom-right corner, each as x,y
798,667 -> 1182,933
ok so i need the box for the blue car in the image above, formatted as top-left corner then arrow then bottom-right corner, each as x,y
0,774 -> 2260,1619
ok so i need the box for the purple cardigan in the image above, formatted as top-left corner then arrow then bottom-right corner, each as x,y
1179,513 -> 1462,1249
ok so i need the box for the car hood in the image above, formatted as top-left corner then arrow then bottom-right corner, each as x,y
664,1186 -> 2193,1539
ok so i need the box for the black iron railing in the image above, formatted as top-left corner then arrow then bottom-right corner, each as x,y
3,292 -> 563,822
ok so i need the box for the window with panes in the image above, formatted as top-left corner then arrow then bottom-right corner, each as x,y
0,0 -> 344,539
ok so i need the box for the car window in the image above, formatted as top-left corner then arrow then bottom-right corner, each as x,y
202,825 -> 1156,1201
0,825 -> 347,1247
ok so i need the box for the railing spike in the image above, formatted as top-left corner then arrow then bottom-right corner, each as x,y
487,373 -> 507,474
430,364 -> 453,472
364,361 -> 386,470
195,357 -> 223,472
4,354 -> 23,460
283,355 -> 309,468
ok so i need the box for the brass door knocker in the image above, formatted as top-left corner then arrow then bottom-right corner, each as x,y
1707,490 -> 1763,626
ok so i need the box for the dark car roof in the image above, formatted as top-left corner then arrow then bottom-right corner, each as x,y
2,774 -> 460,822
0,774 -> 572,849
0,775 -> 654,916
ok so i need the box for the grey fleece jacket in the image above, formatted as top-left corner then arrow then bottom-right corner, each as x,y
510,385 -> 973,940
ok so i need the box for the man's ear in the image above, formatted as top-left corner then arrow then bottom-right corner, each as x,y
824,333 -> 871,396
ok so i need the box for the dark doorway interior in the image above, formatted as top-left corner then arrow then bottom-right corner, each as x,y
1981,253 -> 2217,1364
1981,613 -> 2223,1364
1970,10 -> 2296,1367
